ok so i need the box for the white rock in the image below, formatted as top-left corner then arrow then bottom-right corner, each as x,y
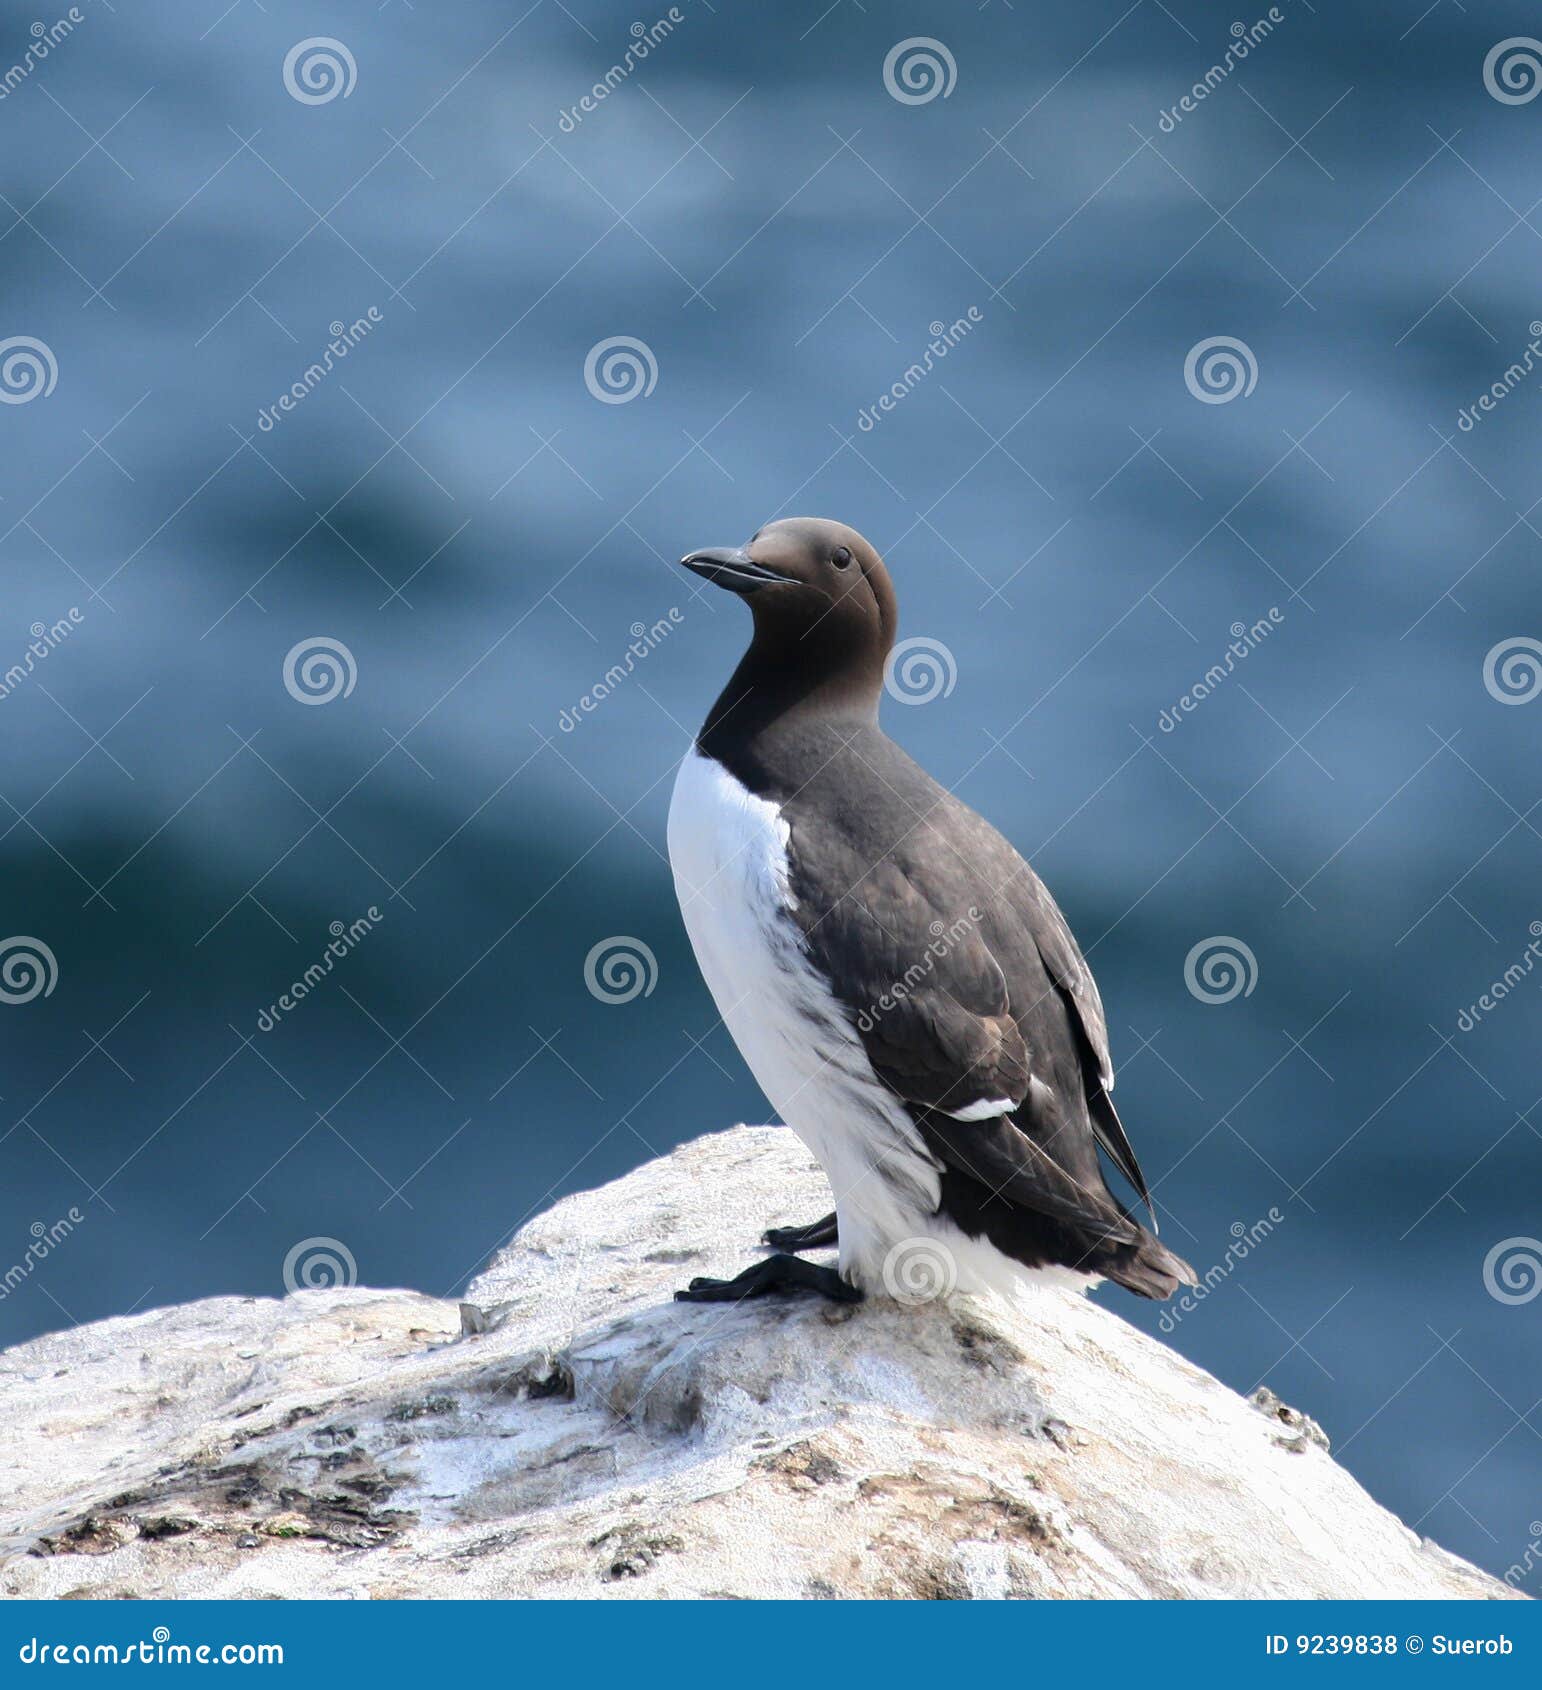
0,1126 -> 1520,1600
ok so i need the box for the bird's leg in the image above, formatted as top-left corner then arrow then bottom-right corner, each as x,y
674,1251 -> 861,1304
762,1210 -> 838,1252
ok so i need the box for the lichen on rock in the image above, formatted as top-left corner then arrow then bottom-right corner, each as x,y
0,1127 -> 1523,1601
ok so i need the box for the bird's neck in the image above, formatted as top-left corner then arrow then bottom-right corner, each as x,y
697,628 -> 885,768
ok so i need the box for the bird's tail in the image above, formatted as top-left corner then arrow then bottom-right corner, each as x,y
1098,1226 -> 1198,1301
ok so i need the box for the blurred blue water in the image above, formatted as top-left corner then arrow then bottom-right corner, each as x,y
2,1 -> 1539,1583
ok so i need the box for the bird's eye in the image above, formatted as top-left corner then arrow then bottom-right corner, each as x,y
832,546 -> 852,569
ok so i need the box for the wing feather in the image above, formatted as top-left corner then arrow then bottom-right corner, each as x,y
779,750 -> 1153,1235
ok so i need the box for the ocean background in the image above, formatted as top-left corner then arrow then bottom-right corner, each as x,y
2,0 -> 1539,1583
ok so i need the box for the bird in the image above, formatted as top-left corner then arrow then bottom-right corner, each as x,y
666,517 -> 1196,1308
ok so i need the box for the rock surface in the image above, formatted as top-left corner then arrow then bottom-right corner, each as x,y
0,1126 -> 1520,1600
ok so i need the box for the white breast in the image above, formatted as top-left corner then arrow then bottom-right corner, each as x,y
666,747 -> 940,1289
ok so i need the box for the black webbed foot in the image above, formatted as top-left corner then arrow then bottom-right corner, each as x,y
761,1211 -> 838,1252
674,1251 -> 861,1304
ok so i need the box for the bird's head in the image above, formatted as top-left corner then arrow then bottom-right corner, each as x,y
679,518 -> 897,689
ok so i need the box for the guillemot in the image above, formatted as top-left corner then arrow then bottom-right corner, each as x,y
666,517 -> 1196,1306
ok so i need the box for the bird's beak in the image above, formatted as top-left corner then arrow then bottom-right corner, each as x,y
678,546 -> 790,594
